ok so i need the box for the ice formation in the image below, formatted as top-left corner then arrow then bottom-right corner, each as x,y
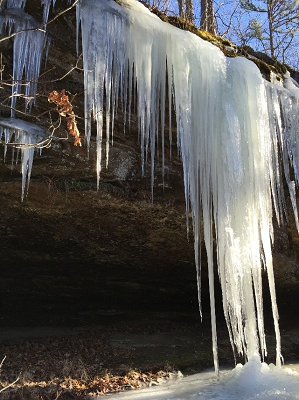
0,117 -> 50,200
0,0 -> 55,198
107,357 -> 299,399
77,0 -> 299,373
0,0 -> 55,113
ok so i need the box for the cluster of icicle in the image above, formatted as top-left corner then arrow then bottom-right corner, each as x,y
77,0 -> 299,373
0,118 -> 49,200
0,0 -> 55,113
0,0 -> 56,198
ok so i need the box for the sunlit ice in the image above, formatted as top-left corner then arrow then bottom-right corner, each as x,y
108,357 -> 299,399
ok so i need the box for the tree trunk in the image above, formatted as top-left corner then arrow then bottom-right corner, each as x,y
185,0 -> 194,23
200,0 -> 215,34
177,0 -> 185,19
177,0 -> 194,23
267,0 -> 275,59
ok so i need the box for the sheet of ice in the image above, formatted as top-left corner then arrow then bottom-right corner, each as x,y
108,358 -> 299,399
0,117 -> 49,200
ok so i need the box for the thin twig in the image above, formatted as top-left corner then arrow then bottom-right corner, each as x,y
0,356 -> 20,393
39,54 -> 84,83
0,356 -> 6,369
0,376 -> 20,393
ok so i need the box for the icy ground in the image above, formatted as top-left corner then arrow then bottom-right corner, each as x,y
109,357 -> 299,399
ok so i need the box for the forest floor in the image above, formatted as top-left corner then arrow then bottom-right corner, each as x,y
0,313 -> 219,399
1,312 -> 299,399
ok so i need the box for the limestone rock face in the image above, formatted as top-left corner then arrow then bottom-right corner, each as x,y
0,1 -> 298,331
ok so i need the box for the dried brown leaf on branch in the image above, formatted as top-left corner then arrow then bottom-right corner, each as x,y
48,89 -> 81,146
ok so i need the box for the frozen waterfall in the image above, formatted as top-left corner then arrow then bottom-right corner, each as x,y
77,0 -> 299,373
1,0 -> 299,377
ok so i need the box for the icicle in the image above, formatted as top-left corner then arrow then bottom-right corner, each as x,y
0,118 -> 49,200
265,78 -> 299,232
1,0 -> 56,24
0,2 -> 52,114
40,0 -> 56,25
